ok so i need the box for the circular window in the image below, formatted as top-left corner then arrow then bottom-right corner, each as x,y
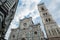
41,7 -> 44,10
34,31 -> 37,34
23,23 -> 27,26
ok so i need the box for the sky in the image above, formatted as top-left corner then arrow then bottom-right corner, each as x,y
5,0 -> 60,40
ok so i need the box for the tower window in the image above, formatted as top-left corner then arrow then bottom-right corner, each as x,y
34,31 -> 37,34
48,18 -> 51,22
45,18 -> 51,22
52,29 -> 57,35
21,38 -> 26,40
46,19 -> 48,22
43,13 -> 47,16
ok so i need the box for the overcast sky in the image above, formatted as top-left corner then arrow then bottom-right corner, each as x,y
5,0 -> 60,40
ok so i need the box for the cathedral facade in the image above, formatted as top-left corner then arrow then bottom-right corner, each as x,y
8,17 -> 44,40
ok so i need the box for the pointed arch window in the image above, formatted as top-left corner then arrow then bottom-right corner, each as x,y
46,19 -> 48,22
45,18 -> 51,22
43,13 -> 47,16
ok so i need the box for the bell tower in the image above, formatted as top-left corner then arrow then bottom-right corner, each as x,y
38,3 -> 60,40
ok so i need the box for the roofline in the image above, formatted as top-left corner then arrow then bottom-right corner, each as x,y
38,3 -> 44,6
20,17 -> 32,21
